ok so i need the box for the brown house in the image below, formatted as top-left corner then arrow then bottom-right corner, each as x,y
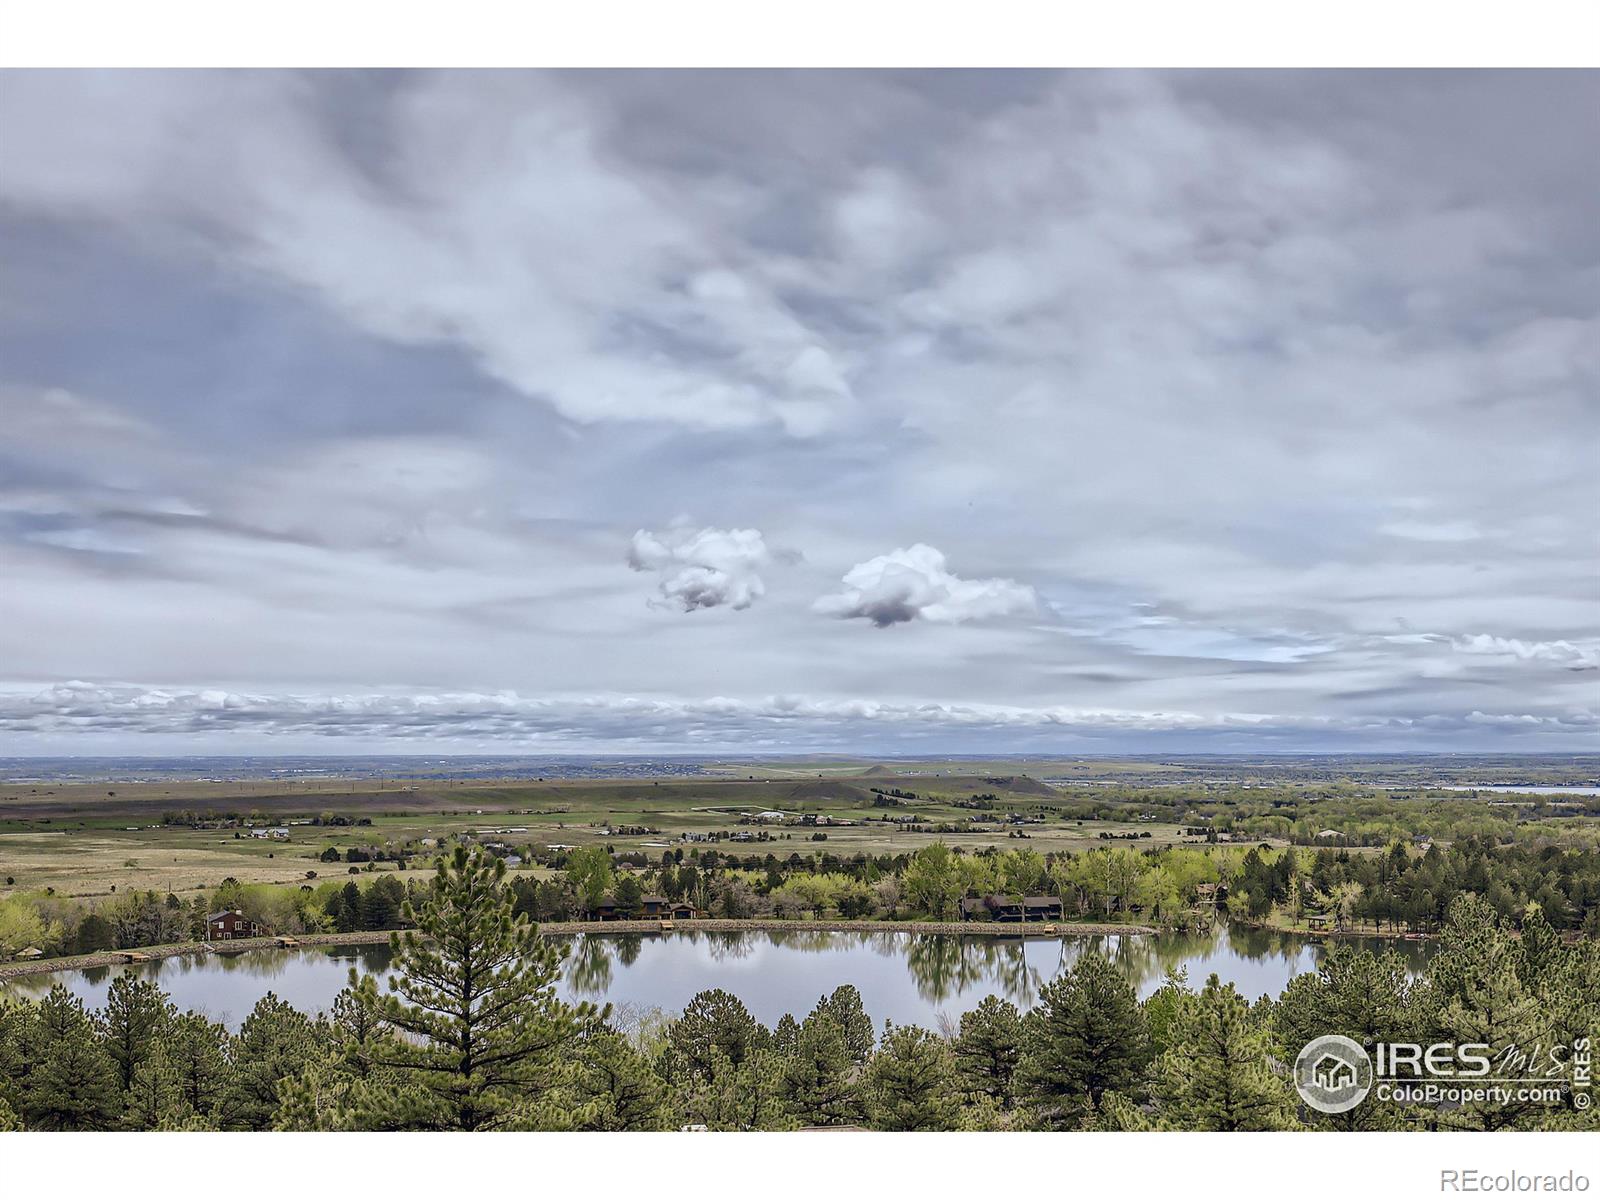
206,909 -> 263,940
592,896 -> 701,921
960,895 -> 1063,923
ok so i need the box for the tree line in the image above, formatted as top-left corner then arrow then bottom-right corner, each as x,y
4,833 -> 1598,967
0,847 -> 1595,1132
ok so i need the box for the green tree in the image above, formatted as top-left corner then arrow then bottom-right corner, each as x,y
778,1012 -> 860,1127
902,843 -> 961,919
163,1011 -> 233,1123
564,846 -> 614,916
667,988 -> 769,1082
1016,951 -> 1151,1128
225,991 -> 324,1129
680,1047 -> 794,1131
19,985 -> 119,1131
122,1042 -> 185,1130
863,1022 -> 957,1130
361,847 -> 589,1130
952,994 -> 1025,1107
567,1028 -> 668,1130
101,973 -> 176,1091
810,984 -> 875,1066
614,873 -> 644,918
1146,976 -> 1298,1131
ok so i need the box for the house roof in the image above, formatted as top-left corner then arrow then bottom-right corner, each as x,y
1023,896 -> 1062,906
206,910 -> 247,922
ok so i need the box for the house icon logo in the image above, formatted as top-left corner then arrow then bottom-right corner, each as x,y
1294,1035 -> 1373,1114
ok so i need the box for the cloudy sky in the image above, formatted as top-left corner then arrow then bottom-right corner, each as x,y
0,69 -> 1595,755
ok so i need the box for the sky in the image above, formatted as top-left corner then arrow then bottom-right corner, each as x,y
0,69 -> 1595,756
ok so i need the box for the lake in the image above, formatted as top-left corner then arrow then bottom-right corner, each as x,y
3,925 -> 1432,1030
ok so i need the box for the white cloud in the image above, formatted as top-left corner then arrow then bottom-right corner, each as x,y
628,526 -> 775,611
815,544 -> 1037,627
1451,634 -> 1600,669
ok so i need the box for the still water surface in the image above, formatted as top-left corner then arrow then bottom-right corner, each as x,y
6,926 -> 1432,1030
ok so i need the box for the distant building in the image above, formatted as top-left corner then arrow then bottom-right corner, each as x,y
207,910 -> 263,940
249,827 -> 290,840
960,895 -> 1063,922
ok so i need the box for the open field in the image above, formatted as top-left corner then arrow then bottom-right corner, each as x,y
0,769 -> 1204,897
6,756 -> 1599,900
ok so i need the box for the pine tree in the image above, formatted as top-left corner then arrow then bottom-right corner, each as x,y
1151,976 -> 1298,1131
666,988 -> 770,1081
19,985 -> 119,1131
225,991 -> 325,1129
1016,951 -> 1151,1128
864,1021 -> 957,1130
360,846 -> 589,1130
810,984 -> 875,1066
772,1012 -> 801,1057
952,994 -> 1024,1107
122,1042 -> 186,1130
1427,894 -> 1547,1131
0,994 -> 33,1119
778,1012 -> 861,1127
680,1047 -> 795,1131
162,1010 -> 234,1124
101,973 -> 175,1091
568,1028 -> 669,1130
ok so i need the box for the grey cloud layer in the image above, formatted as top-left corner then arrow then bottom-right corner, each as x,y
0,70 -> 1594,751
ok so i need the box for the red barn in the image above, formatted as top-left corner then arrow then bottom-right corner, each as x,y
206,909 -> 263,940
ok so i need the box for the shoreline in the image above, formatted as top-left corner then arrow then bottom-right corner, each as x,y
0,917 -> 1160,980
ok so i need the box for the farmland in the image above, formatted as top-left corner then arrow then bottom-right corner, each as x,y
4,754 -> 1598,901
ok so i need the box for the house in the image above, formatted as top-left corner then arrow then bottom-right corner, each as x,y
249,827 -> 290,840
640,894 -> 670,917
1311,1053 -> 1357,1092
1315,829 -> 1342,840
14,946 -> 43,961
960,895 -> 1062,922
1022,896 -> 1064,921
207,909 -> 263,940
591,900 -> 621,921
668,902 -> 699,920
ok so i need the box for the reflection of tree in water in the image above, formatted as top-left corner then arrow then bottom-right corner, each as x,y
984,940 -> 1044,1010
565,935 -> 615,995
1052,931 -> 1211,994
614,934 -> 645,968
215,948 -> 292,979
764,929 -> 841,955
699,930 -> 759,962
903,936 -> 995,1005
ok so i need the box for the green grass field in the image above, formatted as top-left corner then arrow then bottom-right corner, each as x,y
0,770 -> 1207,898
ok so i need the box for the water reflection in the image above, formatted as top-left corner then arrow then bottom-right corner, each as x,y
4,926 -> 1434,1031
